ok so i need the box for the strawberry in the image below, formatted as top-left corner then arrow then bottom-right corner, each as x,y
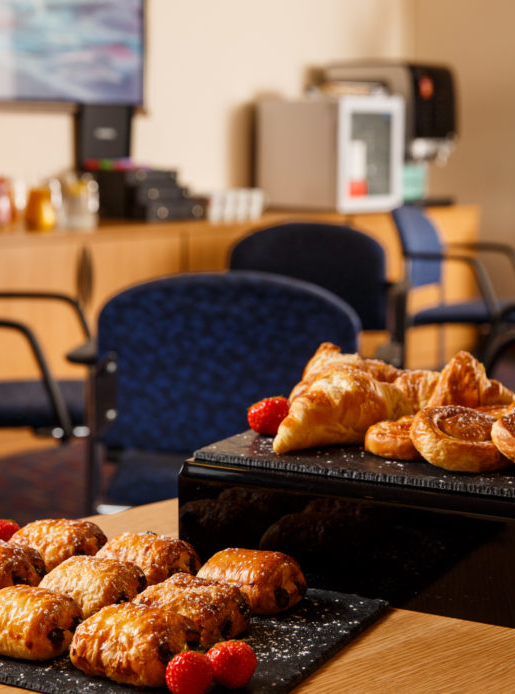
247,396 -> 289,435
165,650 -> 213,694
0,519 -> 20,541
207,640 -> 257,689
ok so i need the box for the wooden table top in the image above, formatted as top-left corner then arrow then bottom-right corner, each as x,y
2,498 -> 515,694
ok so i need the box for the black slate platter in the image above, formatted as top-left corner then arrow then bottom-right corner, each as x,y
0,590 -> 388,694
194,430 -> 515,501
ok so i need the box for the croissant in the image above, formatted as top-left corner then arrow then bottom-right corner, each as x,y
273,365 -> 412,454
392,369 -> 440,412
427,351 -> 515,409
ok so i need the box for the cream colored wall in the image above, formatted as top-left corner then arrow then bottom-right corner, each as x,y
412,0 -> 515,294
0,0 -> 409,192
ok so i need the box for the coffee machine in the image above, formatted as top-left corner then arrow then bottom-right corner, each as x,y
313,60 -> 458,203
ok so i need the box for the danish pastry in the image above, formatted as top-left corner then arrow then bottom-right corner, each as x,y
273,365 -> 412,454
96,531 -> 201,585
0,585 -> 81,660
491,411 -> 515,463
9,518 -> 107,572
197,547 -> 307,615
70,602 -> 199,688
410,405 -> 510,472
40,555 -> 147,618
0,540 -> 46,587
364,415 -> 422,461
427,351 -> 515,409
133,572 -> 251,647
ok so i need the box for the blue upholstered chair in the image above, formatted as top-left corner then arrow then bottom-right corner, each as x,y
229,222 -> 389,333
86,270 -> 362,511
0,292 -> 90,441
391,205 -> 515,368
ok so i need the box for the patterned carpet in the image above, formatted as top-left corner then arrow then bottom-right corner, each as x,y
0,440 -> 115,525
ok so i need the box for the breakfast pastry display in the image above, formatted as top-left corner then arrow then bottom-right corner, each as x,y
0,513 -> 303,691
248,343 -> 515,474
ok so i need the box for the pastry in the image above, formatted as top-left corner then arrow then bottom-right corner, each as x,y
197,547 -> 307,615
9,518 -> 107,572
134,572 -> 251,647
96,531 -> 201,585
0,584 -> 81,660
70,602 -> 199,688
427,351 -> 515,408
40,555 -> 147,618
364,415 -> 422,460
410,405 -> 510,472
273,365 -> 412,454
0,540 -> 46,587
491,411 -> 515,463
392,369 -> 440,411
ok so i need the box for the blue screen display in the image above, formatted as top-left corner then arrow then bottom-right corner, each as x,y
0,0 -> 144,105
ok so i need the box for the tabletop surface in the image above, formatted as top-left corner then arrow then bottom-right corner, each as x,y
2,499 -> 515,694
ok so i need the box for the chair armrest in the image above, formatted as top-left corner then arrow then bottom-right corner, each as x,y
0,291 -> 91,339
447,241 -> 515,277
66,338 -> 98,366
405,249 -> 501,318
0,318 -> 74,439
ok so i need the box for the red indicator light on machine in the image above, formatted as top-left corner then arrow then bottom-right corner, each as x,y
419,75 -> 434,100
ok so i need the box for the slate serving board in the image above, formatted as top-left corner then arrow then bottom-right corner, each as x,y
193,430 -> 515,501
0,589 -> 388,694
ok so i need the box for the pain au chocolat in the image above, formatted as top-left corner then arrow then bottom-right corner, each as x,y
96,531 -> 201,585
9,518 -> 107,572
70,602 -> 199,688
0,540 -> 46,587
133,572 -> 251,647
40,555 -> 146,619
0,585 -> 81,660
197,547 -> 307,615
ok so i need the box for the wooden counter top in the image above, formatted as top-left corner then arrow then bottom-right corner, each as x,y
1,498 -> 514,694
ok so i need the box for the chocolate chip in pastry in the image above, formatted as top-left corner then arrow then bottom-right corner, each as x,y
364,415 -> 422,461
134,572 -> 251,647
410,405 -> 510,472
96,531 -> 201,585
197,547 -> 307,615
70,602 -> 199,688
0,584 -> 81,660
40,555 -> 146,619
0,540 -> 46,587
9,518 -> 107,572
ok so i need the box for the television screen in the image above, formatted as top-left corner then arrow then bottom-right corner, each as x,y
0,0 -> 144,106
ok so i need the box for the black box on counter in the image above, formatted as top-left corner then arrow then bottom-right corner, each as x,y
87,168 -> 204,220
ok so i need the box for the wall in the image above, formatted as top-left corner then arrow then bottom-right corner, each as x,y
0,0 -> 409,193
412,0 -> 515,294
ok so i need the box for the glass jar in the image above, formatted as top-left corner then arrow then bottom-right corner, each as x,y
25,186 -> 57,232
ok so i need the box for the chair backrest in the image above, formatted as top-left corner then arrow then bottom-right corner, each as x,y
391,205 -> 444,287
96,270 -> 361,454
229,222 -> 388,331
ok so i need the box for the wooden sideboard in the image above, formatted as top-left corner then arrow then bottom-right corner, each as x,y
0,204 -> 480,379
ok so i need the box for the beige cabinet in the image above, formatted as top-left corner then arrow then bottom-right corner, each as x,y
0,205 -> 480,378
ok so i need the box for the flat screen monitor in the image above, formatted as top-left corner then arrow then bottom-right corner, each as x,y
0,0 -> 144,107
